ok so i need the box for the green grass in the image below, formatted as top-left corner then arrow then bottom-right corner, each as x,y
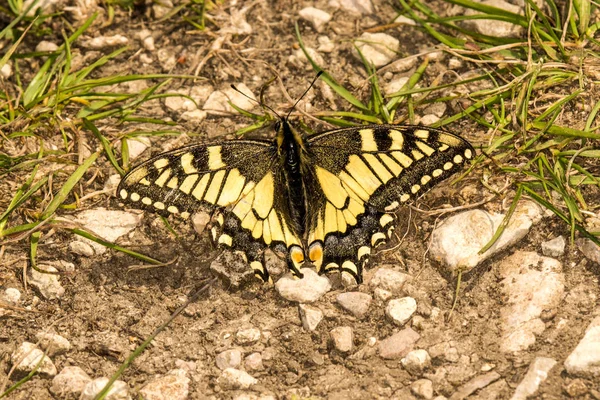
1,0 -> 599,397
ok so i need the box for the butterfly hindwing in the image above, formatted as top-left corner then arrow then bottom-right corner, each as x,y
304,125 -> 474,282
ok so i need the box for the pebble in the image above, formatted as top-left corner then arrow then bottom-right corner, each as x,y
4,287 -> 21,303
353,32 -> 400,67
385,76 -> 410,96
298,303 -> 324,331
124,136 -> 151,160
448,57 -> 463,69
401,349 -> 432,375
275,268 -> 331,303
429,201 -> 542,273
510,357 -> 556,400
236,327 -> 261,345
136,29 -> 155,51
72,209 -> 142,255
563,378 -> 588,397
203,84 -> 256,114
181,109 -> 208,122
338,0 -> 375,14
217,368 -> 258,390
28,264 -> 65,300
216,349 -> 242,370
35,40 -> 59,52
81,377 -> 130,400
411,378 -> 434,399
244,352 -> 264,371
420,114 -> 440,125
394,15 -> 416,25
448,371 -> 500,400
564,315 -> 600,378
157,48 -> 176,70
1,62 -> 12,78
82,35 -> 128,49
463,0 -> 524,37
139,369 -> 190,400
330,326 -> 354,353
369,267 -> 410,292
386,297 -> 417,326
374,287 -> 393,301
69,240 -> 96,257
378,327 -> 420,359
317,36 -> 335,53
50,366 -> 92,398
499,251 -> 564,353
336,292 -> 372,319
36,331 -> 71,356
11,342 -> 57,377
299,7 -> 331,32
152,0 -> 172,18
541,235 -> 565,257
576,238 -> 600,264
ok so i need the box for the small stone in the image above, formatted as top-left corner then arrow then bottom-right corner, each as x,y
136,29 -> 155,51
401,349 -> 432,375
411,379 -> 434,399
299,7 -> 331,32
4,288 -> 21,303
394,15 -> 416,25
81,377 -> 130,400
28,264 -> 65,300
11,342 -> 57,377
564,378 -> 588,397
69,240 -> 96,257
298,303 -> 323,331
125,136 -> 151,160
511,357 -> 556,400
50,366 -> 92,398
354,32 -> 400,67
385,77 -> 410,96
374,287 -> 393,301
420,114 -> 440,125
181,109 -> 208,122
369,268 -> 409,292
152,0 -> 173,18
448,57 -> 463,69
378,328 -> 420,359
541,235 -> 565,257
244,352 -> 264,371
449,371 -> 501,399
336,292 -> 372,319
139,369 -> 190,400
330,326 -> 354,353
275,268 -> 331,303
463,0 -> 524,37
236,327 -> 261,345
203,84 -> 256,114
317,36 -> 335,53
217,368 -> 257,390
216,349 -> 242,370
339,0 -> 374,14
386,297 -> 417,325
82,35 -> 128,49
36,40 -> 59,52
1,63 -> 12,78
576,238 -> 600,264
73,209 -> 142,255
564,315 -> 600,378
36,331 -> 71,356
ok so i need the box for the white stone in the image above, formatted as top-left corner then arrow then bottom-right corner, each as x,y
354,32 -> 400,67
81,377 -> 130,400
448,57 -> 463,69
369,268 -> 409,292
50,366 -> 92,398
298,303 -> 324,331
411,378 -> 434,399
394,15 -> 417,25
541,236 -> 565,257
463,0 -> 525,37
4,288 -> 21,303
499,251 -> 564,353
11,342 -> 57,377
217,368 -> 257,389
401,349 -> 432,375
72,208 -> 142,255
387,297 -> 417,325
299,7 -> 331,32
236,327 -> 261,345
430,201 -> 542,273
203,84 -> 257,114
29,264 -> 65,300
339,0 -> 374,14
510,357 -> 557,400
317,36 -> 335,53
330,326 -> 354,353
36,331 -> 71,356
336,292 -> 372,319
139,369 -> 190,400
69,240 -> 96,257
136,29 -> 155,51
275,268 -> 331,303
374,287 -> 393,301
82,35 -> 128,49
216,349 -> 242,370
564,315 -> 600,378
181,109 -> 208,122
36,40 -> 59,52
122,136 -> 150,161
0,63 -> 12,78
420,114 -> 439,125
244,352 -> 264,371
165,88 -> 198,111
290,47 -> 325,71
152,0 -> 173,18
386,76 -> 410,95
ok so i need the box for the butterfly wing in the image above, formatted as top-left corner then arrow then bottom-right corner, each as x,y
117,140 -> 302,281
304,125 -> 474,283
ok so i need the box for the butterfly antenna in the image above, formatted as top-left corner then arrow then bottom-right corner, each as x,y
285,70 -> 323,121
230,84 -> 281,119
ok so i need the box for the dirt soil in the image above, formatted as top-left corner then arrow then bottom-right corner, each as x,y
1,0 -> 600,399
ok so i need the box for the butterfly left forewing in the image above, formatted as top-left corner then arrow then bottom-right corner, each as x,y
305,125 -> 474,282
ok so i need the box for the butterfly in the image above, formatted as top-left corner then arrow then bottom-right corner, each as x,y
117,118 -> 474,284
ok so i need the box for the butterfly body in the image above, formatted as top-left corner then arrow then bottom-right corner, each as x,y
118,120 -> 474,283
